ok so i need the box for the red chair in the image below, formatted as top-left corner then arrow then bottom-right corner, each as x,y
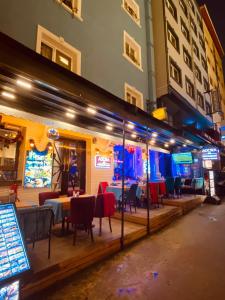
95,192 -> 116,236
38,191 -> 60,206
148,183 -> 163,208
70,196 -> 95,245
97,182 -> 109,194
67,189 -> 85,197
9,184 -> 19,202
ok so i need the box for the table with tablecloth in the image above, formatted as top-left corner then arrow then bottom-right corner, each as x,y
106,185 -> 143,201
45,194 -> 95,223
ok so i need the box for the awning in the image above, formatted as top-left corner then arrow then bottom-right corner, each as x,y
0,32 -> 213,150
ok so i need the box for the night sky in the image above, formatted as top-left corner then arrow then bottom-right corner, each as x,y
197,0 -> 225,72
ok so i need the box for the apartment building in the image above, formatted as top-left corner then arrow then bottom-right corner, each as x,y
152,0 -> 212,130
0,0 -> 156,112
200,5 -> 225,128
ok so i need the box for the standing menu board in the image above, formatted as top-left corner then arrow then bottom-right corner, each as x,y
0,203 -> 30,283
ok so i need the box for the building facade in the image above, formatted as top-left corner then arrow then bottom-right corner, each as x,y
0,0 -> 156,111
152,0 -> 213,130
200,5 -> 225,129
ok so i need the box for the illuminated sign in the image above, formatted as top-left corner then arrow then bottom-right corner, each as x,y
95,155 -> 111,169
202,147 -> 219,161
0,204 -> 30,283
152,107 -> 167,121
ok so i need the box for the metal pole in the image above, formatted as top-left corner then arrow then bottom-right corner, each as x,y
120,120 -> 126,249
146,128 -> 150,235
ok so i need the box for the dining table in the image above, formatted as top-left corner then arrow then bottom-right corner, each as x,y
106,184 -> 143,201
45,194 -> 95,224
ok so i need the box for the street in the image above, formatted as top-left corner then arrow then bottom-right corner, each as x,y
34,201 -> 225,300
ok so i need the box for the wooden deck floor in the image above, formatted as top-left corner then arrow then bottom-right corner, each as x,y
163,195 -> 204,214
113,206 -> 182,233
21,218 -> 146,298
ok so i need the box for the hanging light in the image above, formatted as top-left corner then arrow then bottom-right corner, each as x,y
106,124 -> 113,131
183,144 -> 187,147
1,91 -> 16,100
29,139 -> 35,148
48,142 -> 53,151
16,79 -> 32,89
65,112 -> 75,119
164,143 -> 169,148
169,138 -> 175,144
131,133 -> 137,139
152,132 -> 158,138
127,122 -> 135,130
87,107 -> 97,115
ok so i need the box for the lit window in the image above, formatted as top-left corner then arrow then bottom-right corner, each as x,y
197,91 -> 205,110
192,39 -> 199,59
166,0 -> 177,21
181,18 -> 190,42
123,0 -> 140,25
170,58 -> 182,86
185,77 -> 195,99
183,47 -> 192,70
179,0 -> 188,17
56,0 -> 82,20
123,31 -> 142,70
37,25 -> 81,75
194,64 -> 202,84
125,83 -> 143,109
167,23 -> 179,52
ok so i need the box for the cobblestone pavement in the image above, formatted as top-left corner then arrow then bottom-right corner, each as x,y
32,202 -> 225,300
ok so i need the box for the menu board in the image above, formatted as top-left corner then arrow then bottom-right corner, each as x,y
0,280 -> 19,300
0,204 -> 30,283
24,150 -> 52,188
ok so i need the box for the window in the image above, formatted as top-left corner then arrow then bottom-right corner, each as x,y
203,77 -> 209,92
125,83 -> 143,109
199,34 -> 205,51
170,58 -> 182,86
194,64 -> 202,84
56,0 -> 82,20
188,0 -> 195,15
207,56 -> 211,65
185,76 -> 195,99
179,0 -> 188,17
166,0 -> 177,21
192,39 -> 199,59
205,102 -> 211,115
167,23 -> 180,52
123,31 -> 142,70
190,16 -> 197,35
201,55 -> 207,72
36,25 -> 81,74
123,0 -> 140,25
181,18 -> 190,42
197,14 -> 203,32
197,91 -> 204,110
183,47 -> 192,70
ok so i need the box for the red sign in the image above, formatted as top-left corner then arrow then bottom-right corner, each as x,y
95,155 -> 111,169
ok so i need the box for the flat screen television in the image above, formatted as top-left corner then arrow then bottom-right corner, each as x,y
172,152 -> 193,164
0,203 -> 30,283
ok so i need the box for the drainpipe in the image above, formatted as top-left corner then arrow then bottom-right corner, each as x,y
145,0 -> 157,112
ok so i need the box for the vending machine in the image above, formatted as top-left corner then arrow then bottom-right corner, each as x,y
0,203 -> 31,299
